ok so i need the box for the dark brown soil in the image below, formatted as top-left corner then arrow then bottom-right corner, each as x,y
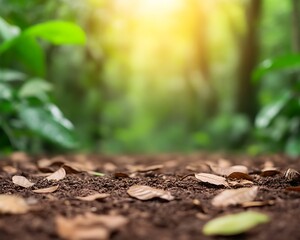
0,153 -> 300,240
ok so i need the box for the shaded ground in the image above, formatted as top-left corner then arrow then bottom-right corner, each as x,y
0,153 -> 300,240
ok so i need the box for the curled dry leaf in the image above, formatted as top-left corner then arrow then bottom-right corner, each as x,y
284,168 -> 300,182
76,193 -> 110,201
195,173 -> 228,187
12,175 -> 35,188
227,172 -> 254,181
203,211 -> 270,236
33,185 -> 59,193
260,168 -> 280,177
0,194 -> 29,214
212,186 -> 258,207
210,165 -> 248,176
55,213 -> 128,240
127,185 -> 174,201
46,168 -> 66,181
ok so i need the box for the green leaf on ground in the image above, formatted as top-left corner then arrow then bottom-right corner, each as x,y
202,211 -> 270,236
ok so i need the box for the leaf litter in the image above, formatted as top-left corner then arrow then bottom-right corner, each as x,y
46,167 -> 66,181
194,173 -> 229,187
127,185 -> 174,201
33,185 -> 59,193
55,213 -> 128,240
75,193 -> 110,201
212,186 -> 258,207
12,175 -> 35,188
0,194 -> 30,214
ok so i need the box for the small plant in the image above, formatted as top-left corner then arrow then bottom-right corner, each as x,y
0,17 -> 86,153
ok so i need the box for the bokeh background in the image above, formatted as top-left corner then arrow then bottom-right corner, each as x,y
1,0 -> 300,156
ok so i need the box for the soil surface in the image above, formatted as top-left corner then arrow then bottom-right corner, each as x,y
0,152 -> 300,240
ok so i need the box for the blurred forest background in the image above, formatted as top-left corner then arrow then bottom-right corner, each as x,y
1,0 -> 300,156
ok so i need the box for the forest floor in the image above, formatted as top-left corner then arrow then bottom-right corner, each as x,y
0,152 -> 300,240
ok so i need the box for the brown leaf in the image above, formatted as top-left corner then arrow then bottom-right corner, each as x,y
0,194 -> 29,214
76,193 -> 110,201
286,186 -> 300,192
260,168 -> 280,177
114,172 -> 130,178
127,164 -> 164,173
210,165 -> 248,176
12,175 -> 35,188
194,173 -> 229,187
46,168 -> 66,181
33,185 -> 59,193
284,168 -> 300,181
228,179 -> 254,187
241,200 -> 275,208
37,158 -> 65,169
127,185 -> 174,201
10,152 -> 30,162
55,213 -> 128,240
2,166 -> 18,174
212,186 -> 258,207
228,172 -> 254,181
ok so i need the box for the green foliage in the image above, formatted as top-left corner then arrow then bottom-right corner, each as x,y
0,16 -> 85,153
253,54 -> 300,156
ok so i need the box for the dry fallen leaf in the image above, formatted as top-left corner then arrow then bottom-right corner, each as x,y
285,186 -> 300,192
284,168 -> 300,182
127,164 -> 164,173
0,194 -> 29,214
212,186 -> 258,207
260,168 -> 280,177
76,193 -> 110,201
195,173 -> 229,187
10,152 -> 30,162
228,179 -> 254,187
127,185 -> 174,201
46,168 -> 66,181
114,172 -> 130,178
55,213 -> 128,240
33,185 -> 59,193
12,175 -> 35,188
210,165 -> 248,176
2,165 -> 18,174
227,172 -> 254,181
241,200 -> 275,208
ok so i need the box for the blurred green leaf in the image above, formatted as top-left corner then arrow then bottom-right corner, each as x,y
253,54 -> 300,81
285,137 -> 300,157
0,16 -> 20,41
18,105 -> 78,149
255,92 -> 291,128
203,211 -> 270,236
0,83 -> 13,99
13,35 -> 45,76
19,78 -> 52,100
24,21 -> 86,45
0,69 -> 26,82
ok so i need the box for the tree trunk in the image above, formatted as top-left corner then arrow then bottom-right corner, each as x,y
292,0 -> 300,53
236,0 -> 262,121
